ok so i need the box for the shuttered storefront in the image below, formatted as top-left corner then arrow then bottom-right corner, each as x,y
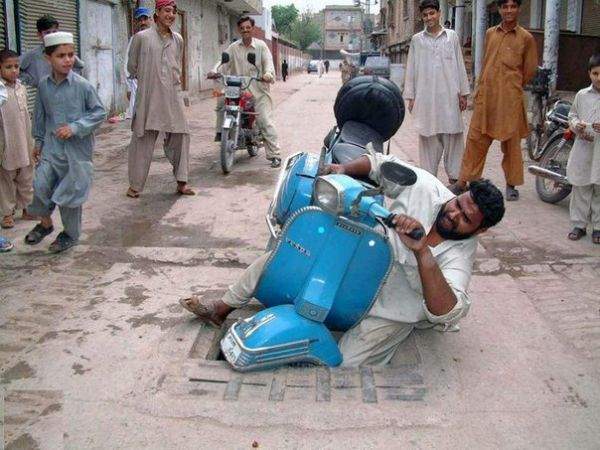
16,0 -> 79,111
581,0 -> 600,36
1,2 -> 7,50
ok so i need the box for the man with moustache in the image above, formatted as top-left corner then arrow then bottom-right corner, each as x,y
449,0 -> 537,201
124,7 -> 152,119
180,152 -> 505,366
126,0 -> 195,198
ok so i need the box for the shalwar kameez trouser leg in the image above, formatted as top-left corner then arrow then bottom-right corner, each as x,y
128,130 -> 190,192
418,133 -> 465,181
0,165 -> 34,216
459,127 -> 524,186
221,252 -> 415,367
27,162 -> 82,240
570,184 -> 600,230
254,94 -> 281,160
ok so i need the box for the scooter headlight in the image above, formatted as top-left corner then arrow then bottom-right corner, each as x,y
314,177 -> 342,213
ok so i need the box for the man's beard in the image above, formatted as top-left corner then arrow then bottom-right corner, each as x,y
434,205 -> 474,241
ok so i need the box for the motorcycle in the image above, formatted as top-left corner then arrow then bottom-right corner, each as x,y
220,76 -> 410,371
528,99 -> 574,203
212,52 -> 262,174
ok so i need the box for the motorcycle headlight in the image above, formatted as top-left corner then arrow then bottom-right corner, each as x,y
314,178 -> 342,213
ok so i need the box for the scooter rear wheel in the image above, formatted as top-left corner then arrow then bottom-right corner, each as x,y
220,128 -> 235,174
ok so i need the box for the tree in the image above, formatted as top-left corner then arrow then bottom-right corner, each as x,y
288,12 -> 322,51
271,4 -> 299,36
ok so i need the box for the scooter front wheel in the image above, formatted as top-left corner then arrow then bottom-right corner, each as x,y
220,128 -> 235,174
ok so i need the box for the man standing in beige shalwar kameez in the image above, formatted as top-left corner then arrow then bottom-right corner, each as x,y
126,0 -> 195,198
404,0 -> 470,184
209,16 -> 282,168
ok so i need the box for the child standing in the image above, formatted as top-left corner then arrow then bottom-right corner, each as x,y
0,49 -> 35,229
567,53 -> 600,244
24,32 -> 106,253
0,78 -> 13,252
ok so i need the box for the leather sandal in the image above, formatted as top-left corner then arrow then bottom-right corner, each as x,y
568,227 -> 586,241
25,223 -> 54,245
592,230 -> 600,245
1,215 -> 15,229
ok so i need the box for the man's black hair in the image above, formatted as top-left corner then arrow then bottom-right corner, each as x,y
588,53 -> 600,71
0,48 -> 19,64
469,179 -> 505,229
419,0 -> 440,12
37,14 -> 59,33
496,0 -> 521,7
237,16 -> 255,27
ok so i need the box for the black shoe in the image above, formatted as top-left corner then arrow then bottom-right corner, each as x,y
506,185 -> 519,201
24,223 -> 54,245
270,157 -> 281,168
48,231 -> 77,253
214,132 -> 221,142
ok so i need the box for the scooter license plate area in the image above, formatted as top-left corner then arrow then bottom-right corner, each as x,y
221,332 -> 242,363
225,86 -> 241,98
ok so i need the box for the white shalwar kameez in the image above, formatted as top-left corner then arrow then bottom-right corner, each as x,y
221,153 -> 477,366
404,28 -> 470,180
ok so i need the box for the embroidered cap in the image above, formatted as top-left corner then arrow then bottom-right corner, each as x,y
43,32 -> 74,48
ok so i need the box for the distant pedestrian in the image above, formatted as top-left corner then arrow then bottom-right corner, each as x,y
324,60 -> 330,73
24,32 -> 106,253
318,59 -> 324,78
404,0 -> 470,184
126,0 -> 195,198
281,59 -> 288,82
566,53 -> 600,244
0,49 -> 35,230
444,20 -> 452,28
19,14 -> 85,88
449,0 -> 537,201
125,7 -> 152,120
341,59 -> 351,84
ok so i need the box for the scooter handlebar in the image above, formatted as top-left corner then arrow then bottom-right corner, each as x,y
383,213 -> 425,241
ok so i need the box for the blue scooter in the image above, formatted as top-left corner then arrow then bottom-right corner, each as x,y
220,161 -> 423,371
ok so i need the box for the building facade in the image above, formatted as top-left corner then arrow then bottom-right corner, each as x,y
322,5 -> 363,60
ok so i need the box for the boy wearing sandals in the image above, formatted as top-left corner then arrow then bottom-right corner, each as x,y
24,32 -> 106,253
567,53 -> 600,244
0,49 -> 36,230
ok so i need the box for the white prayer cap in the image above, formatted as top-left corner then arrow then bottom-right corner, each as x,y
44,32 -> 74,48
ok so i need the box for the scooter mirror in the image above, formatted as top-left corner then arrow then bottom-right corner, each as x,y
247,53 -> 257,66
221,52 -> 230,64
380,162 -> 417,187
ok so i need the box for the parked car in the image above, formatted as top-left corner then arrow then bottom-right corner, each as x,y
362,56 -> 391,79
307,60 -> 319,73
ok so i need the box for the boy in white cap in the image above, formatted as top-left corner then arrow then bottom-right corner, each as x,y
24,32 -> 106,253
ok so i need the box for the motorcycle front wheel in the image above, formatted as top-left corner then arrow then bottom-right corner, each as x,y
535,137 -> 572,204
220,127 -> 236,174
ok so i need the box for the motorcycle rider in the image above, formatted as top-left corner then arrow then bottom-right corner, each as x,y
181,152 -> 505,366
208,16 -> 282,168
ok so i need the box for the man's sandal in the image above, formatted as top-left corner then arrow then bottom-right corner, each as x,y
568,227 -> 587,241
179,296 -> 224,327
176,185 -> 196,196
1,215 -> 15,229
126,187 -> 140,198
25,224 -> 54,245
592,230 -> 600,245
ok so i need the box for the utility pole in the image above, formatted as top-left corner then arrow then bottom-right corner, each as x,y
543,0 -> 561,92
474,0 -> 488,81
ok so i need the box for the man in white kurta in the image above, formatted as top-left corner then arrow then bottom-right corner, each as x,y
404,0 -> 470,183
180,151 -> 505,366
566,74 -> 600,242
126,0 -> 194,197
210,17 -> 282,167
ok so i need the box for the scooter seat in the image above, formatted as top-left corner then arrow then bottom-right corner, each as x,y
339,121 -> 384,152
331,142 -> 369,165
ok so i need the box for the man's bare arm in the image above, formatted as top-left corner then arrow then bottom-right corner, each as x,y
325,155 -> 371,177
414,247 -> 457,316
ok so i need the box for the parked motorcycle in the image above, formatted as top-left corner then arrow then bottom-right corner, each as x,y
528,99 -> 573,203
212,52 -> 262,174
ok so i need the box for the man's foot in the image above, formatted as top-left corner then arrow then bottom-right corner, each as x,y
592,230 -> 600,245
0,236 -> 13,252
214,132 -> 222,142
176,182 -> 196,196
21,209 -> 38,221
48,231 -> 77,253
1,215 -> 15,229
506,185 -> 519,201
269,157 -> 281,168
447,181 -> 466,195
126,187 -> 140,198
179,296 -> 231,327
24,223 -> 54,245
568,227 -> 586,241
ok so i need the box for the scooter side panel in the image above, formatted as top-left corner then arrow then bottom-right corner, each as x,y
274,153 -> 320,225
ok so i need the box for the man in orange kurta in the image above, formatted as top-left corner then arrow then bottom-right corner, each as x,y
450,0 -> 537,201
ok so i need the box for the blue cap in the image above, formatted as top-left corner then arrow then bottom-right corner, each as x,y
134,7 -> 151,19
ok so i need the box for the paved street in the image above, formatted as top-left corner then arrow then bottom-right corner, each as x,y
1,71 -> 600,449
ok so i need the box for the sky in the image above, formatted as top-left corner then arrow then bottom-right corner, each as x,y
263,0 -> 380,15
